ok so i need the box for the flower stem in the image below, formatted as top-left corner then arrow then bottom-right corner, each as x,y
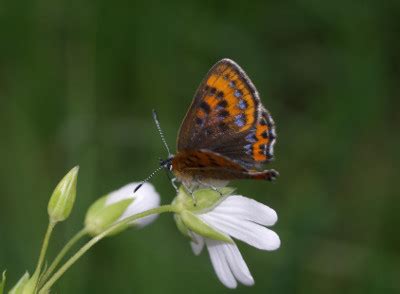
31,221 -> 56,291
38,204 -> 177,293
39,228 -> 88,287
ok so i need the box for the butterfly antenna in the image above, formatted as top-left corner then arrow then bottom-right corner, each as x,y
152,109 -> 171,156
134,165 -> 165,193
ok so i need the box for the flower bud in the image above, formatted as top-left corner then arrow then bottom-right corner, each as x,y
84,182 -> 160,236
84,195 -> 133,236
47,166 -> 79,223
8,272 -> 29,294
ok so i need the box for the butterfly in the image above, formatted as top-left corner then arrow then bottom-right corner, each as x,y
136,58 -> 278,193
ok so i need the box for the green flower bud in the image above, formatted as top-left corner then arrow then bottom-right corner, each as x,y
8,272 -> 29,294
47,166 -> 79,223
85,182 -> 161,236
173,186 -> 235,243
84,195 -> 133,236
0,271 -> 6,294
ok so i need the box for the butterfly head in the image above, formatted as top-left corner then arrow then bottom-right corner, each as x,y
160,155 -> 174,172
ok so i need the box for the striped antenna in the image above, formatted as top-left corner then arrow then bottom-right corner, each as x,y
134,165 -> 164,193
152,109 -> 171,156
134,110 -> 172,193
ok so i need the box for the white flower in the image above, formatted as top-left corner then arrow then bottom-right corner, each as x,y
187,195 -> 280,288
106,182 -> 160,227
85,182 -> 160,235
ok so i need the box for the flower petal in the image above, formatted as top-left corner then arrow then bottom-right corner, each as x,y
118,183 -> 161,227
220,241 -> 254,286
190,232 -> 205,255
206,239 -> 237,289
199,213 -> 280,250
106,183 -> 139,204
210,195 -> 278,226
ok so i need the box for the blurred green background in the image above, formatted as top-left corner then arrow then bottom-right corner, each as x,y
1,0 -> 399,293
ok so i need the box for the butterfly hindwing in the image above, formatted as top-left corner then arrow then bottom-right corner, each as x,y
172,149 -> 278,181
177,59 -> 276,168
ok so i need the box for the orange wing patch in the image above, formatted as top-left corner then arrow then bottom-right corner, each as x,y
194,62 -> 258,133
252,124 -> 270,161
251,109 -> 276,162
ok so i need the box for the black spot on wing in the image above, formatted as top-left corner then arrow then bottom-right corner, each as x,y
195,117 -> 203,125
200,101 -> 211,114
218,110 -> 230,119
217,99 -> 228,109
219,122 -> 229,132
261,130 -> 268,139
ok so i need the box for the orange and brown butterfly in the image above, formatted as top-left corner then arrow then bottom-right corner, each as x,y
136,58 -> 278,192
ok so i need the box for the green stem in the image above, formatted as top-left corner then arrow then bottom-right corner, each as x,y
38,204 -> 177,293
39,228 -> 87,287
32,221 -> 56,291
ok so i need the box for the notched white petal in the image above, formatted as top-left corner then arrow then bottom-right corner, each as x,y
205,239 -> 254,288
223,242 -> 254,286
206,239 -> 237,289
190,232 -> 205,256
106,183 -> 138,205
107,182 -> 161,227
200,213 -> 280,251
208,195 -> 278,226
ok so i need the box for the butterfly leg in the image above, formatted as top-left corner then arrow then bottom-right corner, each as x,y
196,179 -> 223,196
170,177 -> 179,193
180,182 -> 198,205
188,187 -> 198,206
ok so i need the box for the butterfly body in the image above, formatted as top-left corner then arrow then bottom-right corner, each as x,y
168,58 -> 278,190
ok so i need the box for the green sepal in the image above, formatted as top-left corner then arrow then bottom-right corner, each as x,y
174,186 -> 236,213
173,214 -> 190,238
8,272 -> 29,294
105,223 -> 130,237
0,271 -> 6,294
48,166 -> 79,223
85,196 -> 133,236
190,188 -> 236,213
218,186 -> 236,196
180,210 -> 232,243
85,196 -> 107,219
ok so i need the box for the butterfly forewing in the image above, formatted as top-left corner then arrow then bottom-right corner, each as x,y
177,59 -> 276,168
